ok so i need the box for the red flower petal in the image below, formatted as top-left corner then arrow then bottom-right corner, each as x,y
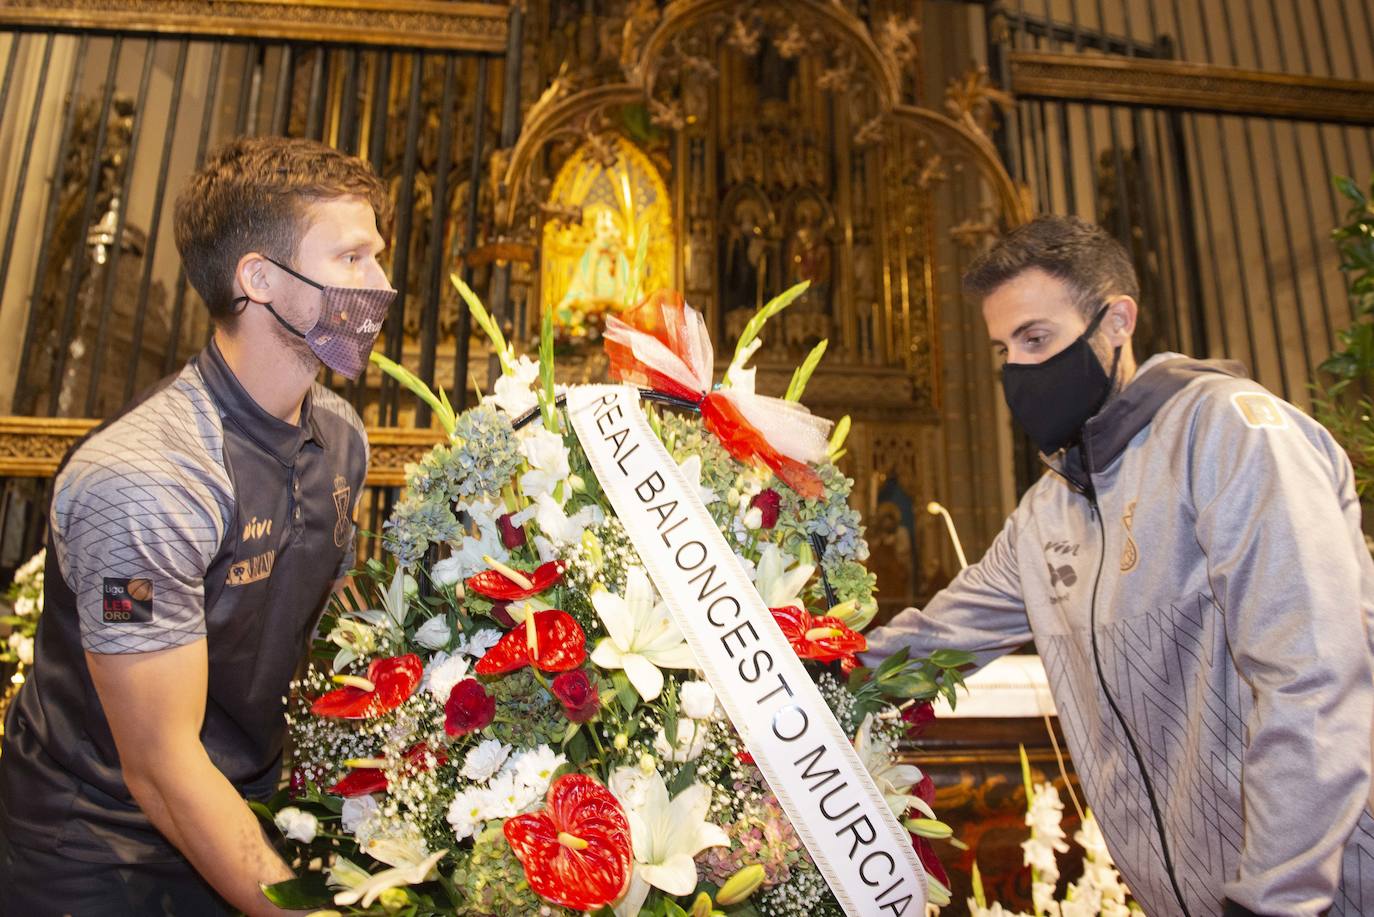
503,774 -> 632,911
769,607 -> 867,663
473,610 -> 587,675
326,742 -> 446,798
310,654 -> 424,718
912,834 -> 950,889
465,560 -> 564,601
329,767 -> 388,797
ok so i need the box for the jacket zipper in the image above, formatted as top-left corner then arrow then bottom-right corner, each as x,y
1085,486 -> 1193,917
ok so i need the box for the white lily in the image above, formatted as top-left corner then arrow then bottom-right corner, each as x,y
751,543 -> 815,610
330,848 -> 448,908
519,426 -> 572,502
532,492 -> 603,546
677,454 -> 720,505
590,567 -> 698,701
447,500 -> 509,581
853,714 -> 933,818
609,768 -> 729,917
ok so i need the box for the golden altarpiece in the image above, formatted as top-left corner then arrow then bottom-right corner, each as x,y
490,0 -> 1028,616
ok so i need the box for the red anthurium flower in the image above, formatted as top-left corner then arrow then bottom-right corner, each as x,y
466,560 -> 564,601
445,678 -> 496,738
310,654 -> 424,719
770,605 -> 867,667
474,609 -> 587,675
327,743 -> 447,798
503,774 -> 632,911
750,488 -> 782,528
551,670 -> 600,723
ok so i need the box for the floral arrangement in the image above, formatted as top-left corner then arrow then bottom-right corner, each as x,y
968,749 -> 1137,917
1,549 -> 43,669
259,278 -> 969,916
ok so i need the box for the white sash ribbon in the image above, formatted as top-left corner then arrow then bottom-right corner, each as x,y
566,385 -> 925,917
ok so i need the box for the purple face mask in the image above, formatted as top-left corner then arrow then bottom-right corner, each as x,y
241,256 -> 396,381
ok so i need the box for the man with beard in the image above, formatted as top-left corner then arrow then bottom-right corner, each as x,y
864,215 -> 1374,916
0,137 -> 394,915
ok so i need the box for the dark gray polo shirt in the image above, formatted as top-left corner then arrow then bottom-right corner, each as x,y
0,339 -> 367,863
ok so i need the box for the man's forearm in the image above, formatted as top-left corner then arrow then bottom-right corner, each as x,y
126,747 -> 295,917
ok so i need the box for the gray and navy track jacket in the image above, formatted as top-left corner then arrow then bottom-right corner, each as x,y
865,353 -> 1374,916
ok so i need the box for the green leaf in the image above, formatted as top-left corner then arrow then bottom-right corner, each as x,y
667,760 -> 698,796
724,281 -> 809,385
451,272 -> 510,369
1334,174 -> 1367,207
929,649 -> 975,669
260,874 -> 333,909
612,670 -> 640,714
369,352 -> 455,436
784,339 -> 828,402
248,800 -> 276,823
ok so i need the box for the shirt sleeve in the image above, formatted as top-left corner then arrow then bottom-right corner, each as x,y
1190,385 -> 1374,914
860,509 -> 1032,672
51,447 -> 227,654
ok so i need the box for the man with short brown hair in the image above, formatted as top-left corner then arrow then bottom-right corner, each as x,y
0,136 -> 393,916
865,215 -> 1374,916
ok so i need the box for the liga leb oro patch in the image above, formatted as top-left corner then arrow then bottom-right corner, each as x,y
102,577 -> 154,624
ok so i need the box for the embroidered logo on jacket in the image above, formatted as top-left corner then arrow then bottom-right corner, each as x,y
333,474 -> 353,548
102,577 -> 154,623
1120,500 -> 1139,573
1232,392 -> 1288,429
227,550 -> 275,586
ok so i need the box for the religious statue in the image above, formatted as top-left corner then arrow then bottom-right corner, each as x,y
556,209 -> 632,330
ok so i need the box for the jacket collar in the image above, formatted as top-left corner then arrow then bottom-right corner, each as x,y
193,338 -> 326,465
1045,352 -> 1247,491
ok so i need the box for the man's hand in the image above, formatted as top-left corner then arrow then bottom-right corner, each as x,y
86,640 -> 300,917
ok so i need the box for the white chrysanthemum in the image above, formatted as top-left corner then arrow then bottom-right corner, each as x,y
460,739 -> 511,782
424,653 -> 470,703
510,745 -> 566,793
446,788 -> 486,841
273,806 -> 318,843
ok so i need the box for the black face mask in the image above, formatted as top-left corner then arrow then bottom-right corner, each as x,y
1000,304 -> 1121,456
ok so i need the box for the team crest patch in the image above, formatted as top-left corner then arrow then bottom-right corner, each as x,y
1232,392 -> 1288,429
333,474 -> 352,548
102,577 -> 154,623
227,550 -> 275,586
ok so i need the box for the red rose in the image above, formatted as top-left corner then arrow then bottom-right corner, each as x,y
551,670 -> 600,723
901,700 -> 935,740
750,489 -> 781,528
498,513 -> 527,549
444,678 -> 495,737
490,601 -> 517,629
